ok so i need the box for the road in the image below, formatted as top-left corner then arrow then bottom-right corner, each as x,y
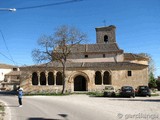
0,94 -> 160,120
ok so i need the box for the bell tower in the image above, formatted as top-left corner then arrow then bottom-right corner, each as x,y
95,25 -> 116,44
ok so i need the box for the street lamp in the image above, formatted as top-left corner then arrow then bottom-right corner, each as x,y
0,8 -> 16,12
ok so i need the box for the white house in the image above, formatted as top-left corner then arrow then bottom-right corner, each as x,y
0,64 -> 13,81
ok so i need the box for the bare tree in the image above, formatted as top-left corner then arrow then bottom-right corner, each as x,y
138,53 -> 155,75
32,25 -> 87,94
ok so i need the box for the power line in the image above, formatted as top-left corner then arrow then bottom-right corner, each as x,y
0,30 -> 16,65
0,51 -> 14,62
17,0 -> 83,10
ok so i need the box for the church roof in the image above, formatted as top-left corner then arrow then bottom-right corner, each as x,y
22,61 -> 147,70
68,43 -> 123,53
0,64 -> 14,69
95,25 -> 116,31
124,53 -> 149,61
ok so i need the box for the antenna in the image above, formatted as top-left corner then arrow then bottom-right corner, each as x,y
103,20 -> 106,26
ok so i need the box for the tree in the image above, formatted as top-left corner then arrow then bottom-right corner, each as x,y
138,53 -> 157,87
32,25 -> 87,94
148,72 -> 157,88
138,53 -> 155,75
156,78 -> 160,90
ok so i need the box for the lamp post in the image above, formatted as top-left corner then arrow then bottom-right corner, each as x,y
0,8 -> 16,12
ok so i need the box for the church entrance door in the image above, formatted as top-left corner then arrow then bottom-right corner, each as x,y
74,75 -> 86,91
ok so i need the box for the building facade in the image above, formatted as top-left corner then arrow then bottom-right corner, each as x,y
0,64 -> 20,90
20,25 -> 149,93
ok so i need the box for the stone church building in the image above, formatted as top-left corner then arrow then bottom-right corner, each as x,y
20,25 -> 149,93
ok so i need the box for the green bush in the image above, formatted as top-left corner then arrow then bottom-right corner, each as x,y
156,80 -> 160,90
87,92 -> 104,97
24,92 -> 70,96
148,72 -> 157,88
0,103 -> 5,112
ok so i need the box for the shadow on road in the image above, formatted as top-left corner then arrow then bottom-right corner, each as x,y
109,98 -> 160,102
0,91 -> 17,96
28,113 -> 69,120
28,118 -> 60,120
4,105 -> 18,107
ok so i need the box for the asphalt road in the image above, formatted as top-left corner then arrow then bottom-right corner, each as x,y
0,94 -> 114,120
0,94 -> 160,120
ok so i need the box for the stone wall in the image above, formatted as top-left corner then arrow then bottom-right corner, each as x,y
20,67 -> 148,93
112,68 -> 148,89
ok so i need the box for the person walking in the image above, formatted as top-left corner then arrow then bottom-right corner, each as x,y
17,87 -> 23,107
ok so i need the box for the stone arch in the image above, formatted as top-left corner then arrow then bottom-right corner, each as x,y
56,71 -> 63,85
48,72 -> 54,85
68,71 -> 90,91
103,71 -> 111,85
68,71 -> 90,83
40,72 -> 46,85
95,71 -> 102,85
74,75 -> 87,91
104,35 -> 108,43
32,72 -> 38,85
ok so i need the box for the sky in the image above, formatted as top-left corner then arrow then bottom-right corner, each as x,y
0,0 -> 160,77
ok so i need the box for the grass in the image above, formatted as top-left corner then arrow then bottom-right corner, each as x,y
87,92 -> 104,97
151,93 -> 159,96
0,102 -> 5,120
0,104 -> 4,112
23,90 -> 159,97
24,92 -> 71,96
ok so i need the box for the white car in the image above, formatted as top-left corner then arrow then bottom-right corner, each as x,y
103,85 -> 116,97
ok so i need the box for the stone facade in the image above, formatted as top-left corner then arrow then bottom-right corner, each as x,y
20,25 -> 149,93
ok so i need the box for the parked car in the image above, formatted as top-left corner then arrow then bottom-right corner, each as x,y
120,86 -> 135,98
135,86 -> 151,97
103,85 -> 116,97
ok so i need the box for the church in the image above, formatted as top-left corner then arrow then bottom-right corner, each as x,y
20,25 -> 149,93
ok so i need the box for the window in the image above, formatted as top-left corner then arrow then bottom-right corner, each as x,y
128,71 -> 132,76
56,72 -> 63,85
95,71 -> 102,85
13,68 -> 18,71
103,71 -> 111,85
32,72 -> 38,85
104,35 -> 108,43
103,71 -> 111,84
103,54 -> 105,58
48,72 -> 54,85
85,55 -> 88,58
40,72 -> 46,85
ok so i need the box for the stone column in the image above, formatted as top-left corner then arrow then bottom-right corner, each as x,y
93,73 -> 96,85
45,71 -> 48,86
37,71 -> 40,86
54,71 -> 57,86
102,71 -> 104,85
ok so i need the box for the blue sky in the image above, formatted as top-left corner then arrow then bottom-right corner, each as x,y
0,0 -> 160,77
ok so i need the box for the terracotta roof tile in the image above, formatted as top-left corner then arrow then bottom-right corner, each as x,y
21,61 -> 147,70
124,53 -> 149,61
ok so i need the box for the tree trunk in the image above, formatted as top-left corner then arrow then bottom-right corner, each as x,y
61,61 -> 66,94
